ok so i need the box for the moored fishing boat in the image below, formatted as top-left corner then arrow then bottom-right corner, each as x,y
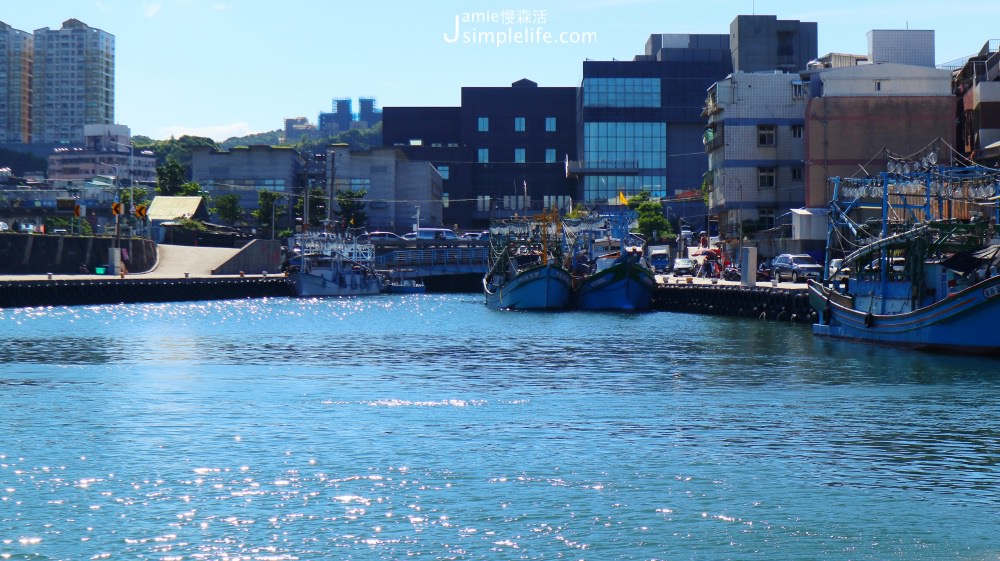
564,212 -> 656,311
289,234 -> 383,297
483,212 -> 572,310
809,150 -> 1000,354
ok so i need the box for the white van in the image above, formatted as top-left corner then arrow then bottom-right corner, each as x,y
415,228 -> 459,240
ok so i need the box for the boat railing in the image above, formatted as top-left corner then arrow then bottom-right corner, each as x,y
294,234 -> 375,262
375,247 -> 489,268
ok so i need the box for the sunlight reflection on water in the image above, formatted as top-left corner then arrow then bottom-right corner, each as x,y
2,295 -> 1000,559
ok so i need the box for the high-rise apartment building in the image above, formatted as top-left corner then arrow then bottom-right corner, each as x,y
0,21 -> 33,143
31,19 -> 114,145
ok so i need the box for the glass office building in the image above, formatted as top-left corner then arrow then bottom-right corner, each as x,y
574,34 -> 732,205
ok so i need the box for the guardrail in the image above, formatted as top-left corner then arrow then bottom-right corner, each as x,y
374,247 -> 489,278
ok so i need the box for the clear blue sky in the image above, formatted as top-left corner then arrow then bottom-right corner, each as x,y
10,1 -> 1000,141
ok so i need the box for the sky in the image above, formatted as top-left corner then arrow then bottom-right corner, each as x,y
9,0 -> 1000,141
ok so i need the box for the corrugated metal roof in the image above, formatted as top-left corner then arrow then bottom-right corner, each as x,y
147,196 -> 204,221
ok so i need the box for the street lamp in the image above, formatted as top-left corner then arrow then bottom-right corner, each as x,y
271,194 -> 285,240
108,139 -> 140,238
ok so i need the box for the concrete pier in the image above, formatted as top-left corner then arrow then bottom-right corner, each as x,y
652,275 -> 814,323
0,243 -> 293,309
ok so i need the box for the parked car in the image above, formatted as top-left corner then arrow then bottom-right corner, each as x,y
772,253 -> 823,283
649,251 -> 672,273
866,256 -> 905,273
0,221 -> 8,231
360,231 -> 403,242
416,228 -> 459,240
828,258 -> 851,281
672,257 -> 695,276
401,232 -> 417,240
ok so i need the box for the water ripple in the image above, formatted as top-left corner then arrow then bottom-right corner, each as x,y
3,296 -> 1000,559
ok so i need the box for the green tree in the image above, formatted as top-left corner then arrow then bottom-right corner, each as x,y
155,157 -> 188,195
333,189 -> 368,231
253,190 -> 285,238
565,203 -> 591,219
177,182 -> 204,197
218,130 -> 283,150
627,191 -> 672,243
213,193 -> 245,226
294,186 -> 328,227
134,135 -> 218,170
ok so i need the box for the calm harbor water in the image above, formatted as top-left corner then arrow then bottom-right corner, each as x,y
2,293 -> 999,560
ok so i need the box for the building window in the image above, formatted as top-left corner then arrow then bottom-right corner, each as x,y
582,77 -> 661,108
477,148 -> 489,163
581,120 -> 667,202
875,81 -> 882,92
792,82 -> 806,98
514,148 -> 526,163
545,148 -> 557,163
759,208 -> 776,229
758,125 -> 776,146
333,178 -> 371,193
477,117 -> 489,132
791,167 -> 803,181
544,195 -> 571,212
514,117 -> 525,132
476,195 -> 493,212
437,165 -> 450,180
791,124 -> 803,139
545,117 -> 556,132
758,167 -> 776,188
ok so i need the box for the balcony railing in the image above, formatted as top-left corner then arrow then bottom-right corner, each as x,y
565,159 -> 641,177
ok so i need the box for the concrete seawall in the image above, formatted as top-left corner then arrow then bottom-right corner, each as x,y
0,233 -> 156,274
0,276 -> 295,308
652,281 -> 815,323
0,240 -> 292,309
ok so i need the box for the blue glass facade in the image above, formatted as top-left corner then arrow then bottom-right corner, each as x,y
582,78 -> 661,108
577,35 -> 733,208
583,122 -> 665,168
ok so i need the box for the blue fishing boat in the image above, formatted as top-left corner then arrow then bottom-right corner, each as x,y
565,212 -> 656,311
809,151 -> 1000,354
483,213 -> 572,310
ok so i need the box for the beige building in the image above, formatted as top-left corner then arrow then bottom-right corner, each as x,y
804,63 -> 956,208
47,125 -> 156,189
327,144 -> 443,232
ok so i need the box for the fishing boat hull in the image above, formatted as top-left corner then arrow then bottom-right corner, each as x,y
809,277 -> 1000,355
384,280 -> 426,294
573,260 -> 656,311
483,263 -> 572,310
291,269 -> 382,297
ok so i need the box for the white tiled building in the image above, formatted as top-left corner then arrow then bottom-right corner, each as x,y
703,71 -> 809,243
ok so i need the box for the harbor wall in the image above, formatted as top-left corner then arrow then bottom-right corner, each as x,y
0,233 -> 156,275
0,276 -> 295,309
212,239 -> 283,275
652,283 -> 815,323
